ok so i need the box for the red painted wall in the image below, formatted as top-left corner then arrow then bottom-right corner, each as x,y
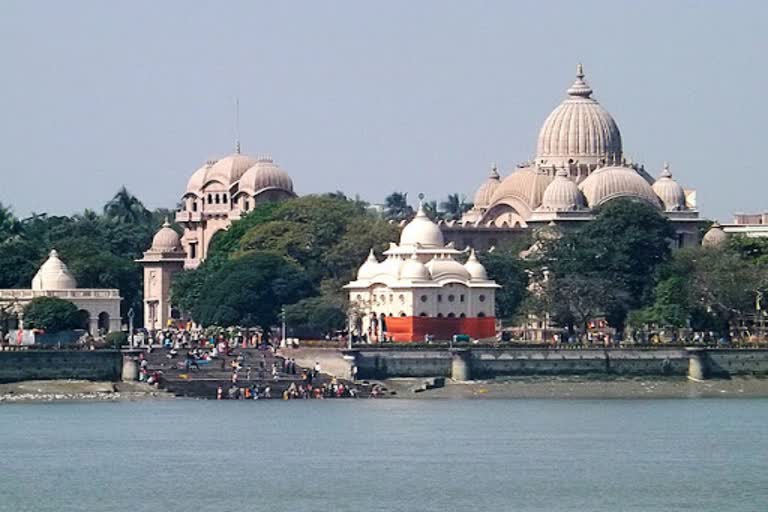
385,316 -> 496,342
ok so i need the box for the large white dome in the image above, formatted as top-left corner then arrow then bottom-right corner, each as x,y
464,249 -> 488,280
399,204 -> 444,248
473,165 -> 501,209
536,65 -> 622,169
150,220 -> 182,253
356,249 -> 381,280
204,153 -> 258,188
31,250 -> 77,291
540,168 -> 586,211
652,163 -> 686,211
579,165 -> 661,209
488,166 -> 554,213
400,254 -> 431,280
427,256 -> 471,281
238,157 -> 294,195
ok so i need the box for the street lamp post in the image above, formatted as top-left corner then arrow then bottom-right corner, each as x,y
127,308 -> 135,349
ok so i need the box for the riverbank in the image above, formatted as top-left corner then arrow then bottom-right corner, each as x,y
378,375 -> 768,399
0,380 -> 172,403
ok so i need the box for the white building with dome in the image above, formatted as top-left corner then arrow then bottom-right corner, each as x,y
441,65 -> 703,250
0,250 -> 122,335
175,147 -> 296,269
137,220 -> 186,331
345,203 -> 499,342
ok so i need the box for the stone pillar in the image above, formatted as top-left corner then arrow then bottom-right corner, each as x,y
687,348 -> 708,381
451,350 -> 471,381
121,353 -> 139,382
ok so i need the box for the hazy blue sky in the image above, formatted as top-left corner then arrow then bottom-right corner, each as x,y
0,1 -> 765,221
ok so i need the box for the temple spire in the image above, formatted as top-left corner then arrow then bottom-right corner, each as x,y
235,97 -> 241,154
567,63 -> 593,98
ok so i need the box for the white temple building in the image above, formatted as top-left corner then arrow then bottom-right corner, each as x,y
175,149 -> 296,269
442,64 -> 704,250
345,203 -> 499,342
0,250 -> 121,334
137,220 -> 186,331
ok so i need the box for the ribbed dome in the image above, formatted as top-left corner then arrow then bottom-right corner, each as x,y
540,168 -> 586,211
536,64 -> 622,168
489,166 -> 554,211
377,256 -> 403,279
205,153 -> 258,187
400,254 -> 431,280
400,204 -> 445,248
473,165 -> 501,209
427,256 -> 471,281
150,220 -> 182,253
239,157 -> 294,195
185,162 -> 214,195
31,250 -> 77,291
464,249 -> 488,280
356,249 -> 381,280
652,163 -> 686,211
579,165 -> 661,209
702,223 -> 727,248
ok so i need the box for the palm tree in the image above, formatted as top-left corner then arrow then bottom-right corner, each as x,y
439,194 -> 473,221
383,192 -> 414,222
0,203 -> 22,239
103,187 -> 152,225
422,200 -> 441,220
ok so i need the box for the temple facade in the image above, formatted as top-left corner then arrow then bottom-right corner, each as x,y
0,250 -> 121,334
345,204 -> 499,342
436,65 -> 704,251
175,150 -> 296,269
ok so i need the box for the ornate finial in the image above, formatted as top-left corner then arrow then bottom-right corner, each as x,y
660,162 -> 672,179
162,217 -> 171,228
489,164 -> 499,180
567,63 -> 593,98
468,248 -> 479,261
49,249 -> 58,258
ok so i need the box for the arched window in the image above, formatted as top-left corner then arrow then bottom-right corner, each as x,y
478,312 -> 486,318
207,195 -> 212,204
419,313 -> 428,317
192,201 -> 198,212
448,295 -> 455,302
479,295 -> 486,303
215,194 -> 220,204
420,295 -> 428,303
459,313 -> 466,318
447,313 -> 456,318
437,313 -> 444,318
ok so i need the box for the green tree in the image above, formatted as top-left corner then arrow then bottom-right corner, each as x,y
23,297 -> 81,332
190,252 -> 310,330
383,192 -> 413,222
539,199 -> 674,331
476,248 -> 529,321
103,186 -> 152,225
439,193 -> 472,221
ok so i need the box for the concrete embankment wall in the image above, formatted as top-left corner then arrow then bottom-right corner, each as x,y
0,351 -> 122,383
351,347 -> 768,380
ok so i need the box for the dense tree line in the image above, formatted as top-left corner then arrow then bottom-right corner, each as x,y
0,187 -> 173,327
171,194 -> 400,336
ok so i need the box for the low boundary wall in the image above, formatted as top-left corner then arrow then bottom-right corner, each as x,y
350,347 -> 768,380
0,350 -> 123,383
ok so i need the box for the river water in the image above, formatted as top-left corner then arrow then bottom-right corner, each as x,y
0,398 -> 766,512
